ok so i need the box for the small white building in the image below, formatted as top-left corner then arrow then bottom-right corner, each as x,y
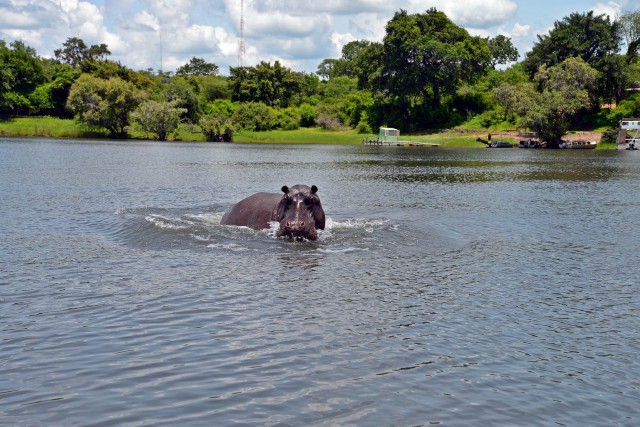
617,119 -> 640,149
379,127 -> 400,143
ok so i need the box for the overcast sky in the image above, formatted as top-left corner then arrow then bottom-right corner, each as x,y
0,0 -> 636,75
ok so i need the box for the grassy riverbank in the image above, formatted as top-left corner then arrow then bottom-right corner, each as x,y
0,117 -> 483,145
0,116 -> 109,138
1,116 -> 610,148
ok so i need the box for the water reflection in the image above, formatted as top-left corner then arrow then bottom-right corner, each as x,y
344,150 -> 622,183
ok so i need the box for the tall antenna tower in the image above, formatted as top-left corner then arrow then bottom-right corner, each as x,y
159,28 -> 163,73
238,0 -> 245,67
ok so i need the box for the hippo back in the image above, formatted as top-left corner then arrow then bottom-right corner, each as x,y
220,192 -> 283,230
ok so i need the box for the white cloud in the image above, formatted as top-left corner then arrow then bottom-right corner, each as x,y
147,0 -> 192,30
121,11 -> 159,33
404,0 -> 517,28
0,9 -> 40,27
250,0 -> 390,16
442,0 -> 518,27
1,0 -> 614,75
591,1 -> 623,19
510,23 -> 531,39
331,32 -> 357,57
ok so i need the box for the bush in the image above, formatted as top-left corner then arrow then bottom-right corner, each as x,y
340,92 -> 374,127
355,119 -> 372,134
232,102 -> 274,131
476,110 -> 504,128
600,128 -> 618,144
608,93 -> 640,125
199,114 -> 234,142
273,108 -> 299,130
317,114 -> 343,130
131,100 -> 186,140
317,102 -> 348,127
298,103 -> 317,127
356,121 -> 372,134
203,99 -> 236,118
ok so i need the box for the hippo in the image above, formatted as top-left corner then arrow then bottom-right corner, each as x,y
221,184 -> 325,240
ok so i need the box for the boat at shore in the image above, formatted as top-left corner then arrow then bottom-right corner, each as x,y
476,136 -> 513,148
363,127 -> 440,147
518,138 -> 543,148
617,119 -> 640,150
560,140 -> 597,149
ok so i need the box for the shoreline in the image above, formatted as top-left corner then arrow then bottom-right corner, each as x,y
0,116 -> 607,148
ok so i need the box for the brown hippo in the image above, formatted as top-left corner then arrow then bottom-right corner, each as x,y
221,185 -> 325,240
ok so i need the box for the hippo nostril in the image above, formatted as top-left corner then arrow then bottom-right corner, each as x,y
284,220 -> 305,230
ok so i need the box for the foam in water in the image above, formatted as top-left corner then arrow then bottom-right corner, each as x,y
145,214 -> 190,230
206,242 -> 250,252
186,212 -> 224,224
316,246 -> 370,254
325,217 -> 388,231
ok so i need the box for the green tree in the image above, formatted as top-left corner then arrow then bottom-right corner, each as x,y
54,37 -> 110,67
462,63 -> 531,124
487,35 -> 519,68
493,82 -> 526,121
318,41 -> 384,90
176,57 -> 219,76
316,58 -> 337,80
29,61 -> 81,115
0,40 -> 45,114
351,42 -> 384,90
333,40 -> 375,78
67,74 -> 141,138
619,11 -> 640,60
339,91 -> 374,127
229,61 -> 304,107
523,11 -> 621,101
378,8 -> 492,129
163,77 -> 200,122
320,75 -> 358,98
198,76 -> 231,102
131,100 -> 186,140
514,57 -> 599,145
0,41 -> 17,110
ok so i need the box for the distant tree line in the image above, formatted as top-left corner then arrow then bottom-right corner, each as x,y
1,8 -> 639,144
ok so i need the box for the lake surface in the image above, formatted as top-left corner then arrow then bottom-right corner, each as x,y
1,137 -> 639,426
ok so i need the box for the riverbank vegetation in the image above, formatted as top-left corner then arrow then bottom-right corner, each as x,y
1,8 -> 640,146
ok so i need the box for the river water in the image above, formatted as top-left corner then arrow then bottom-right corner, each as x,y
1,138 -> 638,426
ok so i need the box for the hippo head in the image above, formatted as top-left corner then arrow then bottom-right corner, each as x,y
274,184 -> 325,241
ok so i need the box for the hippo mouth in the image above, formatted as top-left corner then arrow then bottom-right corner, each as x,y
278,220 -> 318,241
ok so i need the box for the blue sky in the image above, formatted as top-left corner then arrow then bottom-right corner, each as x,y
0,0 -> 637,74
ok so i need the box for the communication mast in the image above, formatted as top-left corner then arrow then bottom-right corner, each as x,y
238,0 -> 245,67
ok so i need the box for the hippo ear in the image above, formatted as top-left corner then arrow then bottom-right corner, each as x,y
281,186 -> 289,194
311,185 -> 318,194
